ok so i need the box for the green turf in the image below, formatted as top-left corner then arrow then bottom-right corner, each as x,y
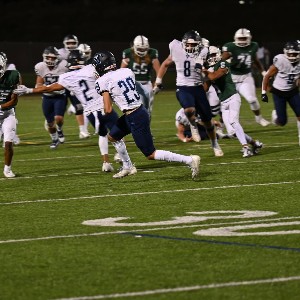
0,90 -> 299,300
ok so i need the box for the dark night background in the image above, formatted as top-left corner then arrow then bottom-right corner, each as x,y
0,0 -> 299,72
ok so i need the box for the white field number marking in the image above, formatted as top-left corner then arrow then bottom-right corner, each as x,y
82,210 -> 300,236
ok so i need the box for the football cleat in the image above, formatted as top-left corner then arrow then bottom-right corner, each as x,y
102,162 -> 114,172
255,116 -> 270,127
50,139 -> 59,149
190,124 -> 201,142
189,155 -> 201,179
57,130 -> 65,143
79,131 -> 90,139
3,169 -> 16,178
242,146 -> 253,158
213,145 -> 224,157
113,166 -> 137,179
252,140 -> 263,155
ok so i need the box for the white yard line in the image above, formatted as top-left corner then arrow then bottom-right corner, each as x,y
0,180 -> 299,205
52,276 -> 300,300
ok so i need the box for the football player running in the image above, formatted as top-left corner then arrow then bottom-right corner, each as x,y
0,52 -> 21,177
34,46 -> 69,149
261,40 -> 300,145
222,28 -> 270,127
153,30 -> 223,157
93,51 -> 200,179
120,35 -> 161,124
13,55 -> 131,173
203,46 -> 263,158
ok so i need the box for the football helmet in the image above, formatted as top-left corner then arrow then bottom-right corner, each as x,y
42,46 -> 59,67
283,41 -> 300,63
201,38 -> 210,48
67,49 -> 85,70
63,34 -> 79,50
182,30 -> 202,56
77,43 -> 92,61
133,35 -> 149,57
0,52 -> 7,78
234,28 -> 252,47
92,51 -> 117,76
207,46 -> 222,66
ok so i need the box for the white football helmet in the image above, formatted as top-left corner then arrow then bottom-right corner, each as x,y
283,41 -> 300,63
207,46 -> 222,66
63,34 -> 79,50
78,43 -> 92,61
201,38 -> 210,48
133,35 -> 149,57
42,46 -> 59,67
0,53 -> 7,78
234,28 -> 252,47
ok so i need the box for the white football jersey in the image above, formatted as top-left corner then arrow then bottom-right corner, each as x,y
95,68 -> 143,112
34,60 -> 69,96
169,39 -> 208,86
57,48 -> 70,60
272,54 -> 300,91
175,108 -> 190,128
58,64 -> 103,114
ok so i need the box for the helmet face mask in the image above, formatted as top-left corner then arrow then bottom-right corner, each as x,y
234,28 -> 252,47
43,46 -> 59,67
92,51 -> 116,77
63,34 -> 79,50
207,46 -> 222,66
67,50 -> 85,70
133,35 -> 149,57
78,43 -> 92,61
0,53 -> 7,78
182,30 -> 202,57
283,41 -> 300,63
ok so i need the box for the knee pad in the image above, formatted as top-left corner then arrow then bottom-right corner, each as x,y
248,98 -> 260,111
75,104 -> 84,115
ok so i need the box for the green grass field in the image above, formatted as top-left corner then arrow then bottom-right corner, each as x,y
1,91 -> 300,300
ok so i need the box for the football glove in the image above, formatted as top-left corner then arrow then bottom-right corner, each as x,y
194,56 -> 204,74
153,84 -> 163,95
261,93 -> 269,103
13,85 -> 33,96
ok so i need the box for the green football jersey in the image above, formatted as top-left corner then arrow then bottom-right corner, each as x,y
0,70 -> 20,110
222,41 -> 259,75
211,60 -> 237,102
122,47 -> 158,82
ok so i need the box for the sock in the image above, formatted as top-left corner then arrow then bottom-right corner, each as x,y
297,120 -> 300,137
50,132 -> 58,141
4,165 -> 11,172
154,150 -> 192,165
111,140 -> 133,169
99,135 -> 108,155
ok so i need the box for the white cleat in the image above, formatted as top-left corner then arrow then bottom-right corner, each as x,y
113,166 -> 137,179
3,169 -> 16,178
242,146 -> 253,158
213,146 -> 224,157
102,162 -> 114,172
79,131 -> 90,139
190,124 -> 201,142
255,116 -> 270,127
189,155 -> 200,179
